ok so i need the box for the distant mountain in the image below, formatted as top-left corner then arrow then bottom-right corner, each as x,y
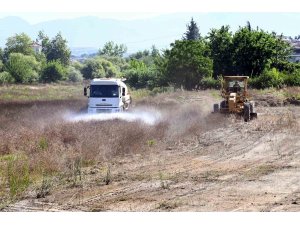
0,13 -> 300,53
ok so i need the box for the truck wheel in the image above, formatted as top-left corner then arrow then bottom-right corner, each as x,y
123,103 -> 130,111
244,103 -> 250,122
213,103 -> 219,113
220,100 -> 227,109
249,101 -> 255,113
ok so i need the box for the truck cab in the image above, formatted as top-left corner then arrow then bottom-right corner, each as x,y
84,78 -> 131,113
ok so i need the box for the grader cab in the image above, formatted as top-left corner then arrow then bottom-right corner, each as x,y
213,76 -> 257,122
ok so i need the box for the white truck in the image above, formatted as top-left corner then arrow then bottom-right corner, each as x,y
84,78 -> 131,113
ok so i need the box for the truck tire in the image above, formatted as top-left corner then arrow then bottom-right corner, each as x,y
244,103 -> 251,122
249,101 -> 255,113
123,102 -> 130,111
220,100 -> 227,109
213,103 -> 219,113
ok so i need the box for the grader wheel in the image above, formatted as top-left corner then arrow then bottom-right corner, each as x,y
243,103 -> 251,122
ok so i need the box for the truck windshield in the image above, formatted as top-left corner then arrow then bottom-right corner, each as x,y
90,85 -> 119,98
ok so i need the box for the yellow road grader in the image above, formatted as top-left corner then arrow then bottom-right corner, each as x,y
213,76 -> 257,122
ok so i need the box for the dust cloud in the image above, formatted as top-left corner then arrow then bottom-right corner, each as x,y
64,108 -> 162,125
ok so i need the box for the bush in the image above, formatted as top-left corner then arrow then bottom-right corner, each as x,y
41,61 -> 66,83
199,76 -> 220,89
284,69 -> 300,86
81,57 -> 120,79
124,68 -> 157,89
67,66 -> 83,82
6,53 -> 40,83
0,71 -> 15,84
249,68 -> 285,89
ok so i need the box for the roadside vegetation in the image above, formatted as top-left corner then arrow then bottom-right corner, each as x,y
0,18 -> 299,91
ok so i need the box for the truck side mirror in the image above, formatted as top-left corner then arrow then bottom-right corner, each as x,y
122,87 -> 126,96
84,87 -> 87,96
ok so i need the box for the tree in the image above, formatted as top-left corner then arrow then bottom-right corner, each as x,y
41,61 -> 66,82
183,18 -> 201,41
38,31 -> 71,66
98,41 -> 127,57
6,53 -> 40,83
207,25 -> 234,78
67,66 -> 83,82
232,25 -> 292,76
124,59 -> 157,89
81,57 -> 120,79
4,33 -> 34,60
151,45 -> 160,57
165,40 -> 213,89
0,48 -> 4,61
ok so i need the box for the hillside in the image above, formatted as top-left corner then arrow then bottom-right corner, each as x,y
1,13 -> 300,53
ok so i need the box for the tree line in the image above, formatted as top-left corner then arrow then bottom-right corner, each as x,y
0,18 -> 300,89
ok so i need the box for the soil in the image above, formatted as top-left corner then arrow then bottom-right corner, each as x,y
1,90 -> 300,212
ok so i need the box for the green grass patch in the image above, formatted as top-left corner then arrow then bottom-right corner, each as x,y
0,83 -> 84,102
130,88 -> 151,100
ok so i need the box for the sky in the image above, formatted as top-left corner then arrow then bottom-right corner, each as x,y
0,0 -> 300,24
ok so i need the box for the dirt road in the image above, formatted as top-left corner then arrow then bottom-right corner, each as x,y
1,91 -> 300,211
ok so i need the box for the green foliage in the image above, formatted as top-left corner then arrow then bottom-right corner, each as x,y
67,66 -> 83,82
101,56 -> 129,72
199,76 -> 220,89
124,59 -> 158,89
151,45 -> 160,58
81,57 -> 120,79
183,17 -> 201,40
4,33 -> 34,60
207,25 -> 233,78
41,60 -> 66,83
271,60 -> 300,74
72,60 -> 84,71
81,58 -> 105,79
284,69 -> 300,86
0,60 -> 3,72
232,24 -> 291,76
7,155 -> 30,198
98,41 -> 127,57
6,53 -> 40,83
39,31 -> 71,66
165,40 -> 213,90
0,71 -> 15,84
249,68 -> 285,89
0,48 -> 4,61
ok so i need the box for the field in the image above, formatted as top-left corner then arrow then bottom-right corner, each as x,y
0,84 -> 300,211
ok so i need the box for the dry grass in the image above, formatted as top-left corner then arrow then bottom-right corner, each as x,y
1,85 -> 299,209
0,89 -> 227,205
0,83 -> 84,103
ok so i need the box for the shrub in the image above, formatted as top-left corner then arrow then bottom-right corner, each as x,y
0,71 -> 15,84
6,53 -> 40,83
41,61 -> 66,83
67,66 -> 83,82
81,57 -> 120,79
124,61 -> 158,89
284,69 -> 300,86
199,76 -> 220,89
249,68 -> 285,89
